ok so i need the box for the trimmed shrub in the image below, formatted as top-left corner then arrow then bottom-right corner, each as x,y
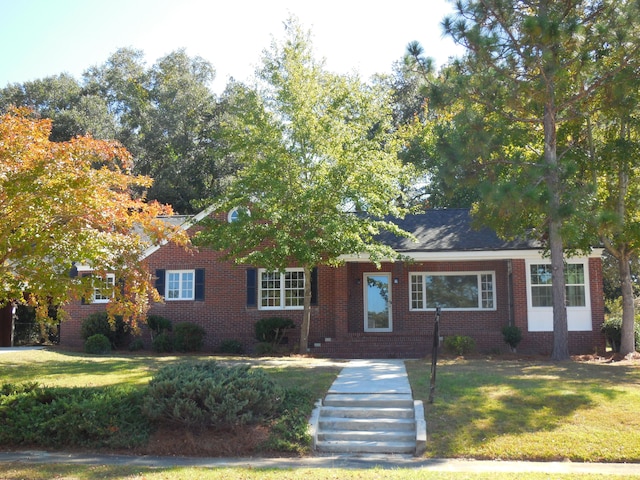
601,316 -> 640,352
142,360 -> 283,429
0,383 -> 149,449
255,317 -> 295,344
502,325 -> 522,352
260,387 -> 314,453
219,339 -> 243,354
128,338 -> 145,351
80,312 -> 128,348
152,332 -> 173,353
254,342 -> 275,355
146,315 -> 172,339
84,334 -> 111,355
173,322 -> 206,352
444,335 -> 476,356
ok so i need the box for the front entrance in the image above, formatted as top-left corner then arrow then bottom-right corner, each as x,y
364,273 -> 392,332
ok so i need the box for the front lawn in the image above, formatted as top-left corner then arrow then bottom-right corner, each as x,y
1,348 -> 639,464
0,349 -> 342,456
406,355 -> 640,463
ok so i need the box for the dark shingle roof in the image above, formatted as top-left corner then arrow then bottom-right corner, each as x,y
379,209 -> 539,252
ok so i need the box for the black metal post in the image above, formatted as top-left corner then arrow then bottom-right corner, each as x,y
428,306 -> 441,404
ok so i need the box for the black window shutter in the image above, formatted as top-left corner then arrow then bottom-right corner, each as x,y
311,267 -> 318,306
155,269 -> 166,297
247,268 -> 257,307
195,269 -> 205,301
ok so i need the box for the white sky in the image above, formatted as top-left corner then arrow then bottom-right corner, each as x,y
0,0 -> 464,94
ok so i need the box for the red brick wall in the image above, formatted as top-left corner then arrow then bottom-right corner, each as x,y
345,260 -> 511,354
60,245 -> 605,357
62,241 -> 348,353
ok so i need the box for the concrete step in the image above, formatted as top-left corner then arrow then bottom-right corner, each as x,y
323,393 -> 414,409
319,405 -> 415,419
318,429 -> 416,443
315,439 -> 416,454
319,416 -> 416,431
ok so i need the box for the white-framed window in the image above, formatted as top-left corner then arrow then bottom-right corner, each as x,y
410,271 -> 496,310
228,207 -> 250,223
530,263 -> 586,307
166,270 -> 195,300
526,259 -> 592,332
259,268 -> 305,310
93,274 -> 115,303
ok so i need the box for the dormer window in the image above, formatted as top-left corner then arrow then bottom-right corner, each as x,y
228,207 -> 250,223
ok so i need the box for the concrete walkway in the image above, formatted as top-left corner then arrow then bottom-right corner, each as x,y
2,448 -> 639,475
327,359 -> 412,395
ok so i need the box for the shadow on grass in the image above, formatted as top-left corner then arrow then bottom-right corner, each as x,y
406,357 -> 640,459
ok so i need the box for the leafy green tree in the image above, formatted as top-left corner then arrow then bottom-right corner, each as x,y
194,18 -> 416,354
0,74 -> 116,141
440,0 -> 638,360
4,48 -> 238,214
397,43 -> 482,208
583,59 -> 640,354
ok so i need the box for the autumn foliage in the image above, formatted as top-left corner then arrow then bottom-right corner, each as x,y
0,108 -> 188,327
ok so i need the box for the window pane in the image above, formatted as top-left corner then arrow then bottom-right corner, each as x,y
94,275 -> 114,301
410,275 -> 423,309
167,272 -> 180,299
566,264 -> 585,306
425,275 -> 478,308
532,285 -> 553,307
261,272 -> 281,307
566,285 -> 585,307
566,264 -> 585,285
530,265 -> 553,285
481,274 -> 494,309
181,272 -> 194,299
284,271 -> 304,307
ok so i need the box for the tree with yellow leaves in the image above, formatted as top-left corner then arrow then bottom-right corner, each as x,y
0,108 -> 187,329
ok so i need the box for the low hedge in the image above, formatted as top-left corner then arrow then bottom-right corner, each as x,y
0,382 -> 149,449
142,360 -> 283,429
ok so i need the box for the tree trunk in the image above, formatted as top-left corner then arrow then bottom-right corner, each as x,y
298,265 -> 312,355
618,253 -> 636,355
544,100 -> 570,361
549,217 -> 570,361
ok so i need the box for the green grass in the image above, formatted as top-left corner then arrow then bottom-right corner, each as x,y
406,357 -> 640,463
1,350 -> 640,478
0,463 -> 624,479
0,349 -> 341,455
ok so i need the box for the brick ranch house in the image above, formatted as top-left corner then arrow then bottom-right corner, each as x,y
60,208 -> 606,358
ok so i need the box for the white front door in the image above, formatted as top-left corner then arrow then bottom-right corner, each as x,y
364,273 -> 392,332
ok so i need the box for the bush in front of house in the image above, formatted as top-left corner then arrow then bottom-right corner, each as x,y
84,333 -> 112,355
142,360 -> 283,429
444,335 -> 476,356
128,338 -> 145,351
146,314 -> 173,339
501,325 -> 522,352
255,317 -> 295,345
601,316 -> 640,352
173,322 -> 206,352
218,339 -> 243,354
0,382 -> 149,449
254,342 -> 275,355
152,332 -> 173,353
80,312 -> 129,348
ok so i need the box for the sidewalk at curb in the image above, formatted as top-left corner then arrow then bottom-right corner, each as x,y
1,451 -> 639,475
